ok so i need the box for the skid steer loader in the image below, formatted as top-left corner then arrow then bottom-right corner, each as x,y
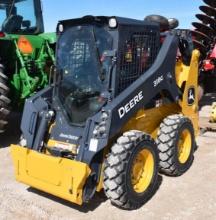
11,15 -> 200,210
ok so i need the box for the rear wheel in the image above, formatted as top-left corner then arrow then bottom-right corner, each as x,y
156,114 -> 195,176
103,130 -> 159,210
0,64 -> 11,133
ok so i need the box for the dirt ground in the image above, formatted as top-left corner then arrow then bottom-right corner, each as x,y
0,106 -> 216,220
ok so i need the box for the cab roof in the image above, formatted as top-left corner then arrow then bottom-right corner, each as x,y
58,15 -> 159,29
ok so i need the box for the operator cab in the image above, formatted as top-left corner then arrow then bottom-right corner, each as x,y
56,20 -> 113,124
0,0 -> 44,34
55,16 -> 161,124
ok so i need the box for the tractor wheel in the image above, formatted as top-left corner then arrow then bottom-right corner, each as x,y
156,114 -> 195,176
103,130 -> 159,210
0,64 -> 11,133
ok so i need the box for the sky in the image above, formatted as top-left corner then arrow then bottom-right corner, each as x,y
42,0 -> 204,32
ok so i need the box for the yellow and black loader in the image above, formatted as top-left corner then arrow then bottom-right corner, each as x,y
11,15 -> 200,209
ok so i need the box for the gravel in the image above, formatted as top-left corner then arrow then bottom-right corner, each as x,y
0,111 -> 215,220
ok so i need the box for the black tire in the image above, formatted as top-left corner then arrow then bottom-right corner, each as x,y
156,114 -> 195,176
0,64 -> 11,133
103,130 -> 159,210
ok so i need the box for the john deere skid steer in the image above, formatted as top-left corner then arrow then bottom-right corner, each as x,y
11,15 -> 200,210
0,0 -> 55,132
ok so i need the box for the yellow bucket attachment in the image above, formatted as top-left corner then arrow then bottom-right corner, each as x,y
10,145 -> 91,205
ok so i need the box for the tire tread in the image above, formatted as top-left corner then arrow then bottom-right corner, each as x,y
104,130 -> 158,209
156,114 -> 195,176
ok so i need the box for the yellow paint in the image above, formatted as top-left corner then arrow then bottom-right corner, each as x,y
131,148 -> 154,193
10,145 -> 91,205
178,128 -> 192,164
175,50 -> 200,136
96,163 -> 104,192
47,140 -> 77,154
48,123 -> 55,134
122,103 -> 181,138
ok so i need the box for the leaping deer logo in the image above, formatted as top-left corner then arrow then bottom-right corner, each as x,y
188,88 -> 195,105
189,90 -> 195,102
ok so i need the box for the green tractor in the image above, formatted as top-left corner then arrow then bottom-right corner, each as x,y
0,0 -> 55,132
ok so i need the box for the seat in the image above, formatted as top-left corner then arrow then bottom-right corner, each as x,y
2,15 -> 23,33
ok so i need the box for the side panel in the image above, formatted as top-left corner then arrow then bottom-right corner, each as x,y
21,86 -> 52,148
176,50 -> 200,135
122,103 -> 181,139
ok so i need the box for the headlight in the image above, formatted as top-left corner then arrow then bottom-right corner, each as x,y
58,24 -> 64,32
20,136 -> 27,147
93,111 -> 109,138
109,17 -> 117,28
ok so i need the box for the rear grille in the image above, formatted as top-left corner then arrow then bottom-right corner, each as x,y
117,31 -> 160,94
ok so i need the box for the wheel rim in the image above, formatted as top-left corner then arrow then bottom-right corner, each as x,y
131,149 -> 154,193
178,129 -> 192,164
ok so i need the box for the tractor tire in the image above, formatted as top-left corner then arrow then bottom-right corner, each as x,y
156,114 -> 195,176
0,64 -> 11,133
103,130 -> 159,210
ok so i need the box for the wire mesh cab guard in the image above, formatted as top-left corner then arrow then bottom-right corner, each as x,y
116,26 -> 160,94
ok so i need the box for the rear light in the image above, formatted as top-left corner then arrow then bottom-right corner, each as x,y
18,36 -> 33,54
203,59 -> 215,71
0,32 -> 5,37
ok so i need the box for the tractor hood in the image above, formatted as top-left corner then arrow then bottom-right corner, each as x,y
39,32 -> 56,44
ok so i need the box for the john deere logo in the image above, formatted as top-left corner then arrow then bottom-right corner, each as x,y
188,87 -> 195,105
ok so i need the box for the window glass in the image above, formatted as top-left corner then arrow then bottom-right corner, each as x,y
16,0 -> 36,29
0,0 -> 43,33
57,25 -> 113,124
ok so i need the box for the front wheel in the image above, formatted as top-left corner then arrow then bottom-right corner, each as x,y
103,130 -> 159,210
